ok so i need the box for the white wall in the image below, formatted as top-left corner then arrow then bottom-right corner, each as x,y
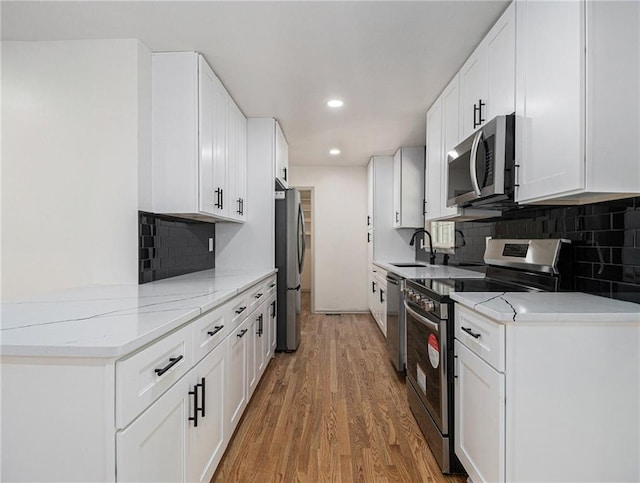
1,40 -> 151,300
289,166 -> 367,312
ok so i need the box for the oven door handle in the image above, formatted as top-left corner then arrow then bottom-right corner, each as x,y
404,300 -> 440,332
469,129 -> 483,197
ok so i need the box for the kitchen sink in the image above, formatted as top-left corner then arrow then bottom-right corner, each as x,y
390,263 -> 430,268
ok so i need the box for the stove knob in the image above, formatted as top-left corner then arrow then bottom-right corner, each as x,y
412,293 -> 422,304
421,300 -> 435,312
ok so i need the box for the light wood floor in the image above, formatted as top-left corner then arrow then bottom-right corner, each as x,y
212,293 -> 466,482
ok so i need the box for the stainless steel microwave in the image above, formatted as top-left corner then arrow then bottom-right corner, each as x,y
446,114 -> 515,208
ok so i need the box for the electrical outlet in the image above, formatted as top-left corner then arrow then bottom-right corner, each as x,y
486,236 -> 492,248
208,238 -> 214,252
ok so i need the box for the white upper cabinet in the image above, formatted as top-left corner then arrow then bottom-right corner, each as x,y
227,101 -> 247,220
515,0 -> 640,204
425,96 -> 444,221
393,147 -> 425,229
275,121 -> 289,188
425,75 -> 500,222
151,52 -> 247,223
367,159 -> 374,229
459,2 -> 515,140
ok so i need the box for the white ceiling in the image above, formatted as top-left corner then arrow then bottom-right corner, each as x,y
2,1 -> 510,167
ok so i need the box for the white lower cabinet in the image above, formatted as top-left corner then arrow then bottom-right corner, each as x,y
454,303 -> 639,482
454,340 -> 505,483
117,375 -> 192,482
226,316 -> 249,432
188,342 -> 227,483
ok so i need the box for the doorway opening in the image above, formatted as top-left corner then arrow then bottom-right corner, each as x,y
298,187 -> 314,313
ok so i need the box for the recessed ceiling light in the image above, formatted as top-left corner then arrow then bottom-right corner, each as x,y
329,148 -> 341,155
327,99 -> 344,108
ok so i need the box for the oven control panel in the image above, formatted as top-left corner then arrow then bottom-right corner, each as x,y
405,288 -> 436,313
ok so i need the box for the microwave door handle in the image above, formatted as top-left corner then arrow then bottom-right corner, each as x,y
469,130 -> 483,197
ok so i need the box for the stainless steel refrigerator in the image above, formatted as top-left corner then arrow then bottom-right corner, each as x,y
275,188 -> 305,351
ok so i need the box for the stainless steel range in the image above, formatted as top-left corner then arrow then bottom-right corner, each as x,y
404,239 -> 572,474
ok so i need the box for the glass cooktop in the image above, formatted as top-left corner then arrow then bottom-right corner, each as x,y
409,277 -> 536,301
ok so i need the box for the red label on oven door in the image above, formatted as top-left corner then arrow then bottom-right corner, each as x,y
428,334 -> 439,369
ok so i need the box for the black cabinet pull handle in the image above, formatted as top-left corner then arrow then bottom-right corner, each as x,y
255,292 -> 263,299
237,198 -> 242,215
461,326 -> 481,339
199,377 -> 205,418
220,188 -> 224,210
380,289 -> 385,304
395,211 -> 399,223
269,283 -> 276,288
478,99 -> 485,125
235,306 -> 246,315
189,383 -> 199,427
283,167 -> 287,181
371,281 -> 376,293
207,325 -> 224,337
367,215 -> 371,226
367,232 -> 371,243
257,314 -> 263,336
271,301 -> 276,317
237,328 -> 248,338
154,355 -> 183,377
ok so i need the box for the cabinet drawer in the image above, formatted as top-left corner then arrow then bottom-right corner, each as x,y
116,323 -> 194,429
193,304 -> 228,363
246,281 -> 268,312
455,304 -> 505,372
229,294 -> 249,329
265,276 -> 277,296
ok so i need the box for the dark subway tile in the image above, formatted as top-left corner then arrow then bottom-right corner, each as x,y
582,214 -> 611,231
592,231 -> 625,246
611,282 -> 640,304
575,277 -> 611,298
592,264 -> 623,282
575,262 -> 593,278
623,210 -> 640,230
620,248 -> 640,266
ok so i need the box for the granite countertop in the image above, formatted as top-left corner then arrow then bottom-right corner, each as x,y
451,291 -> 640,324
373,260 -> 486,279
0,268 -> 276,358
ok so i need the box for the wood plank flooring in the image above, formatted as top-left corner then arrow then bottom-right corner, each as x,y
212,293 -> 466,482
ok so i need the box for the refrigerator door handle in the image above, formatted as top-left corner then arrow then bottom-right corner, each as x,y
297,203 -> 306,274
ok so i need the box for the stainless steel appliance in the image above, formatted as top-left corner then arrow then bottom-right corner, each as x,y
447,114 -> 515,208
275,188 -> 306,351
405,238 -> 572,474
385,273 -> 405,372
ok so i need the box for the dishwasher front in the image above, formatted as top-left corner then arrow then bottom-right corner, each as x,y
385,273 -> 406,372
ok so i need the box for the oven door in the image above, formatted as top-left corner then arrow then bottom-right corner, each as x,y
405,299 -> 448,434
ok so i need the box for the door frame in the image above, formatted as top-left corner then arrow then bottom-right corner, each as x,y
295,186 -> 315,314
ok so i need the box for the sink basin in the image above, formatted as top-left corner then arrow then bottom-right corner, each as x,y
391,263 -> 430,268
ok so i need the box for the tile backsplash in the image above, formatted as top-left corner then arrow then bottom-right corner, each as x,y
139,212 -> 215,283
447,196 -> 640,304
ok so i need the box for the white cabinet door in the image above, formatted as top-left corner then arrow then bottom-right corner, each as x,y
198,56 -> 216,216
188,341 -> 227,483
226,100 -> 239,220
440,75 -> 461,219
211,71 -> 228,217
226,317 -> 248,434
455,340 -> 505,483
248,308 -> 263,397
268,295 -> 277,358
367,158 -> 374,229
236,113 -> 247,221
459,2 -> 515,140
515,0 -> 584,203
275,121 -> 288,188
116,375 -> 191,483
393,147 -> 424,228
392,149 -> 401,227
486,2 -> 515,121
425,97 -> 443,221
459,47 -> 487,140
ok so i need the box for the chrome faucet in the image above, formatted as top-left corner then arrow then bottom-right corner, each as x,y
409,229 -> 436,265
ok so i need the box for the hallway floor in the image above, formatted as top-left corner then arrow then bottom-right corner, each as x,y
212,293 -> 466,482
